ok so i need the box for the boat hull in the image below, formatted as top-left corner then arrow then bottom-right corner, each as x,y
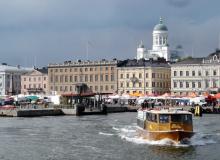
137,128 -> 194,143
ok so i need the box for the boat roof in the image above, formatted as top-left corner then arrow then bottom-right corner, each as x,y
140,108 -> 192,115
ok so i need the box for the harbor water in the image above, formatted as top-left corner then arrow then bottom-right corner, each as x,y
0,113 -> 219,160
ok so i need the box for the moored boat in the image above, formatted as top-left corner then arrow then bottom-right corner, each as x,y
137,108 -> 194,143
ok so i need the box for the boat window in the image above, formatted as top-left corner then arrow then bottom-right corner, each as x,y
171,114 -> 192,123
151,114 -> 157,122
146,113 -> 151,121
146,113 -> 157,122
171,114 -> 182,122
159,114 -> 169,123
182,114 -> 192,124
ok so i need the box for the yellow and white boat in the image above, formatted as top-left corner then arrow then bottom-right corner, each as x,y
137,108 -> 194,143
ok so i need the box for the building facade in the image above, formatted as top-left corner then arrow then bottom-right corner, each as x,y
171,51 -> 220,96
117,59 -> 171,95
21,68 -> 48,95
48,60 -> 118,95
0,64 -> 33,95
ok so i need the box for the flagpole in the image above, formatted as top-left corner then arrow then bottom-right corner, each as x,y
86,41 -> 89,60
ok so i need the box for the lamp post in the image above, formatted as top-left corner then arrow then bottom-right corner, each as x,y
144,62 -> 146,94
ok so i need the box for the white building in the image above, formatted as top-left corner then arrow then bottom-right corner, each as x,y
171,50 -> 220,96
137,18 -> 182,62
0,64 -> 33,95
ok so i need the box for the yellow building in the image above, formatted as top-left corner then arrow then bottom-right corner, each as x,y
48,59 -> 118,95
117,59 -> 171,95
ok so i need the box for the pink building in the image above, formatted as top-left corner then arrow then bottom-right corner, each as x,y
21,68 -> 48,95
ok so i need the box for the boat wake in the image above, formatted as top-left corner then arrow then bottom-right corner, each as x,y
113,125 -> 217,147
98,132 -> 115,136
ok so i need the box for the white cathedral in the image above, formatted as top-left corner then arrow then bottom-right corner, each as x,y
136,18 -> 183,61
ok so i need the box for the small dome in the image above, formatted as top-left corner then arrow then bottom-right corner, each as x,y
153,18 -> 168,31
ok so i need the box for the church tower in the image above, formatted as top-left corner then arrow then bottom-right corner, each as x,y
137,41 -> 146,60
149,18 -> 170,61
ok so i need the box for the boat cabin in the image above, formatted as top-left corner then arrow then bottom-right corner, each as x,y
138,109 -> 193,132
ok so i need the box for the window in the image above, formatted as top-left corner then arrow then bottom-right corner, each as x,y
74,76 -> 78,82
70,76 -> 73,82
126,74 -> 129,78
152,73 -> 155,78
85,75 -> 88,82
192,71 -> 195,76
206,71 -> 209,76
24,85 -> 26,89
139,82 -> 142,87
65,76 -> 68,82
213,70 -> 217,76
198,71 -> 201,76
186,82 -> 189,88
55,76 -> 58,82
105,67 -> 108,71
139,73 -> 142,78
60,76 -> 63,83
105,75 -> 108,81
192,82 -> 195,88
186,71 -> 189,76
180,71 -> 183,76
24,77 -> 26,81
159,114 -> 169,123
146,82 -> 148,87
90,68 -> 93,71
146,73 -> 148,78
174,71 -> 177,76
100,74 -> 103,81
105,85 -> 108,91
171,115 -> 182,122
198,82 -> 201,88
120,74 -> 123,78
111,75 -> 114,81
90,75 -> 93,82
126,82 -> 129,87
85,68 -> 88,72
174,82 -> 177,88
44,84 -> 46,88
205,81 -> 209,88
120,83 -> 123,87
146,113 -> 157,122
100,86 -> 103,91
95,75 -> 98,81
180,82 -> 183,88
152,82 -> 155,87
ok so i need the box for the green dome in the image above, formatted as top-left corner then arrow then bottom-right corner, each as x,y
153,18 -> 168,31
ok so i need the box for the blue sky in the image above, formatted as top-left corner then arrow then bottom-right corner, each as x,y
1,0 -> 220,67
